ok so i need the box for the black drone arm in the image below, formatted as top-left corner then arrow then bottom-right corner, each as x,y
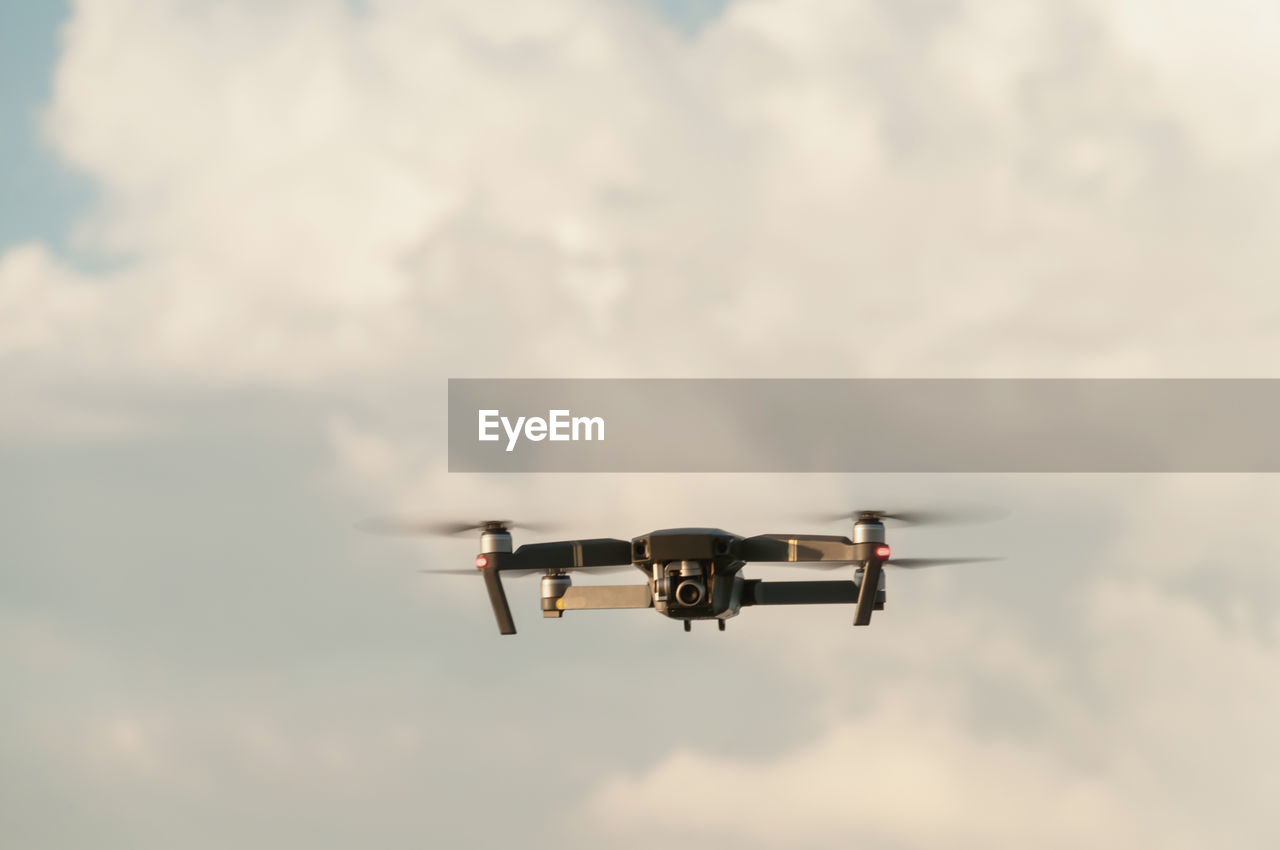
740,534 -> 891,626
508,539 -> 634,571
741,579 -> 861,606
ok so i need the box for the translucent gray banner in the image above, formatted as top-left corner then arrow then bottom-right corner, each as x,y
447,379 -> 1280,472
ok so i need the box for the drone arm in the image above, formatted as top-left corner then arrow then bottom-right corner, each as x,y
741,579 -> 861,605
556,585 -> 653,611
508,538 -> 633,571
480,560 -> 518,635
740,536 -> 889,624
853,561 -> 883,626
476,539 -> 633,636
739,534 -> 862,563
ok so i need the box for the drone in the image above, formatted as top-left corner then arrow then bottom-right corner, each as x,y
365,509 -> 1001,635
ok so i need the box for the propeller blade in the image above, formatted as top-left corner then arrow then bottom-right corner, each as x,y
887,556 -> 1003,569
359,517 -> 562,537
808,504 -> 1007,527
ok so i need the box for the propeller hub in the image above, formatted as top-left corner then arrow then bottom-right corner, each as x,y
851,518 -> 886,544
479,526 -> 513,554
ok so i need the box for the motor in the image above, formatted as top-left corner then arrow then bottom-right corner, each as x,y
541,573 -> 571,618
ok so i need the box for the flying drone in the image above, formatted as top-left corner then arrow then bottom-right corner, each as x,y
365,509 -> 1002,635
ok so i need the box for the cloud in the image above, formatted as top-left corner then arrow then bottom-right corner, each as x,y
7,2 -> 1280,847
5,0 -> 1280,425
1082,0 -> 1280,159
586,699 -> 1161,850
580,565 -> 1280,850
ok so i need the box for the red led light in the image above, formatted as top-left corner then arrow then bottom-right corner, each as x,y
875,545 -> 891,559
474,555 -> 488,569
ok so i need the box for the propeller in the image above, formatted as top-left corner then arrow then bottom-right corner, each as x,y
358,517 -> 562,537
809,504 -> 1008,527
885,556 -> 1002,569
366,517 -> 575,636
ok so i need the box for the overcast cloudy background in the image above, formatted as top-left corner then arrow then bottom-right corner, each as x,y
3,1 -> 1280,847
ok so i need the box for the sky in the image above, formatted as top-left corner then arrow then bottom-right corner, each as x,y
3,1 -> 1280,848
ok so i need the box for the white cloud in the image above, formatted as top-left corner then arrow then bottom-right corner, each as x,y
580,565 -> 1280,849
0,242 -> 102,358
7,2 -> 1280,846
5,0 -> 1280,416
1086,0 -> 1280,159
586,699 -> 1166,850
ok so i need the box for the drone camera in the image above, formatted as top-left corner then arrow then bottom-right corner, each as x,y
674,578 -> 706,606
658,560 -> 709,610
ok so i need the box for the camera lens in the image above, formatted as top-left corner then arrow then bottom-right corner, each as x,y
674,579 -> 704,606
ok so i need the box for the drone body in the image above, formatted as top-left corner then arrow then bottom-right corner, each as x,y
428,512 -> 994,635
523,525 -> 886,634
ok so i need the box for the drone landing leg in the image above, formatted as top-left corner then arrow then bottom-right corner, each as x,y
853,561 -> 884,627
481,566 -> 517,635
